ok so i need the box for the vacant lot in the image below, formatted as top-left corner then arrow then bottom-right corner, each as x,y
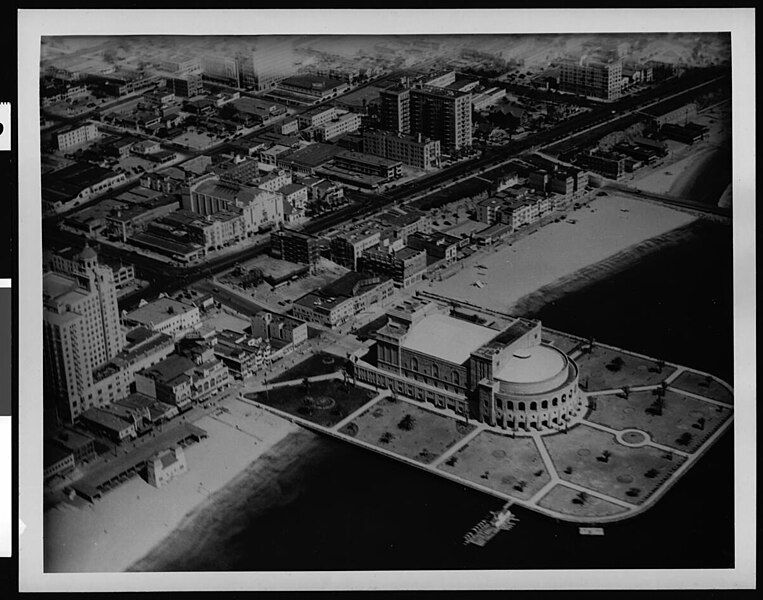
587,390 -> 732,453
438,431 -> 549,501
341,398 -> 474,464
671,370 -> 733,405
245,379 -> 378,428
575,346 -> 676,391
537,483 -> 628,519
270,352 -> 345,383
543,424 -> 686,504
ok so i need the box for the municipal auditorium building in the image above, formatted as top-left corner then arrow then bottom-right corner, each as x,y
354,297 -> 584,433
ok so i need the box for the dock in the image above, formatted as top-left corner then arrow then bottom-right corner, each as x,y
463,501 -> 519,547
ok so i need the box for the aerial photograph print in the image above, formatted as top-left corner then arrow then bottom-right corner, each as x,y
18,7 -> 755,593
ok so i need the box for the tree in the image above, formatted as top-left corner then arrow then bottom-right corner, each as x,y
303,377 -> 310,394
676,432 -> 693,446
598,450 -> 612,463
572,491 -> 589,505
622,385 -> 631,399
398,414 -> 415,431
644,468 -> 660,479
656,359 -> 666,373
694,416 -> 706,431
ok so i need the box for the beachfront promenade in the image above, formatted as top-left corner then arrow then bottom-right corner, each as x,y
238,336 -> 733,525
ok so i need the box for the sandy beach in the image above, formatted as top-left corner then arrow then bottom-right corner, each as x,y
424,194 -> 697,315
44,397 -> 298,573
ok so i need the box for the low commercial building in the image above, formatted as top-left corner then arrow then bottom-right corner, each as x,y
333,150 -> 403,180
44,443 -> 75,480
212,330 -> 271,379
291,271 -> 394,329
270,227 -> 322,265
313,111 -> 362,142
57,123 -> 99,151
273,74 -> 350,103
362,129 -> 441,170
47,429 -> 96,465
329,223 -> 389,270
250,311 -> 308,348
42,162 -> 127,214
641,101 -> 697,127
359,246 -> 427,288
407,231 -> 460,263
166,73 -> 204,98
80,407 -> 138,443
576,150 -> 627,179
123,298 -> 201,339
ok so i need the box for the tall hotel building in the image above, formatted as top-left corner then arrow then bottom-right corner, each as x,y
379,86 -> 411,134
409,86 -> 472,154
237,37 -> 297,91
380,85 -> 472,155
43,246 -> 126,422
559,52 -> 623,101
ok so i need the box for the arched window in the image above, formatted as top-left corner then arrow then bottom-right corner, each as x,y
496,398 -> 502,410
507,401 -> 514,410
411,357 -> 418,372
518,402 -> 526,411
552,397 -> 558,407
562,394 -> 567,404
530,401 -> 538,411
541,400 -> 548,410
432,364 -> 439,379
452,371 -> 460,386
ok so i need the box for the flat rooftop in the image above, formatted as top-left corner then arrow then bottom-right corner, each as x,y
125,297 -> 197,326
402,313 -> 498,365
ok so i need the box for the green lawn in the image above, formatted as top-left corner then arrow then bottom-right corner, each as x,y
438,430 -> 550,501
340,397 -> 474,464
671,370 -> 733,405
543,424 -> 686,504
575,346 -> 676,391
537,483 -> 629,519
244,379 -> 378,427
587,390 -> 732,453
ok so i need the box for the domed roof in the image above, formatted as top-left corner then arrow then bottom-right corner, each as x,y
79,244 -> 97,261
495,345 -> 566,385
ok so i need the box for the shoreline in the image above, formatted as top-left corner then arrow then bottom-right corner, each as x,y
127,427 -> 322,572
508,220 -> 706,318
43,398 -> 298,573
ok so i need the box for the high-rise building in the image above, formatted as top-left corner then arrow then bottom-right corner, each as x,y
237,37 -> 297,91
43,246 -> 126,422
409,86 -> 472,154
379,86 -> 411,134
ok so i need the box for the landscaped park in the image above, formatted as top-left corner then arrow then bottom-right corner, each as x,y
239,339 -> 733,524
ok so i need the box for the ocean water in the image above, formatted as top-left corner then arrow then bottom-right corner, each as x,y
139,220 -> 735,572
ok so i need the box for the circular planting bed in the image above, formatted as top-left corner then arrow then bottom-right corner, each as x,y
617,474 -> 634,484
321,356 -> 336,365
623,407 -> 635,414
621,430 -> 647,445
501,475 -> 516,486
689,410 -> 705,419
492,449 -> 507,459
310,396 -> 336,411
577,448 -> 591,457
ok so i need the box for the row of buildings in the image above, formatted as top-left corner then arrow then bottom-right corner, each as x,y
43,246 -> 309,425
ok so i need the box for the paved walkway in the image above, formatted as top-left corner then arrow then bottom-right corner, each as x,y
232,352 -> 733,525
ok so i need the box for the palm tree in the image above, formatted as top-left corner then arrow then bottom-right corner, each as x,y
622,385 -> 631,399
